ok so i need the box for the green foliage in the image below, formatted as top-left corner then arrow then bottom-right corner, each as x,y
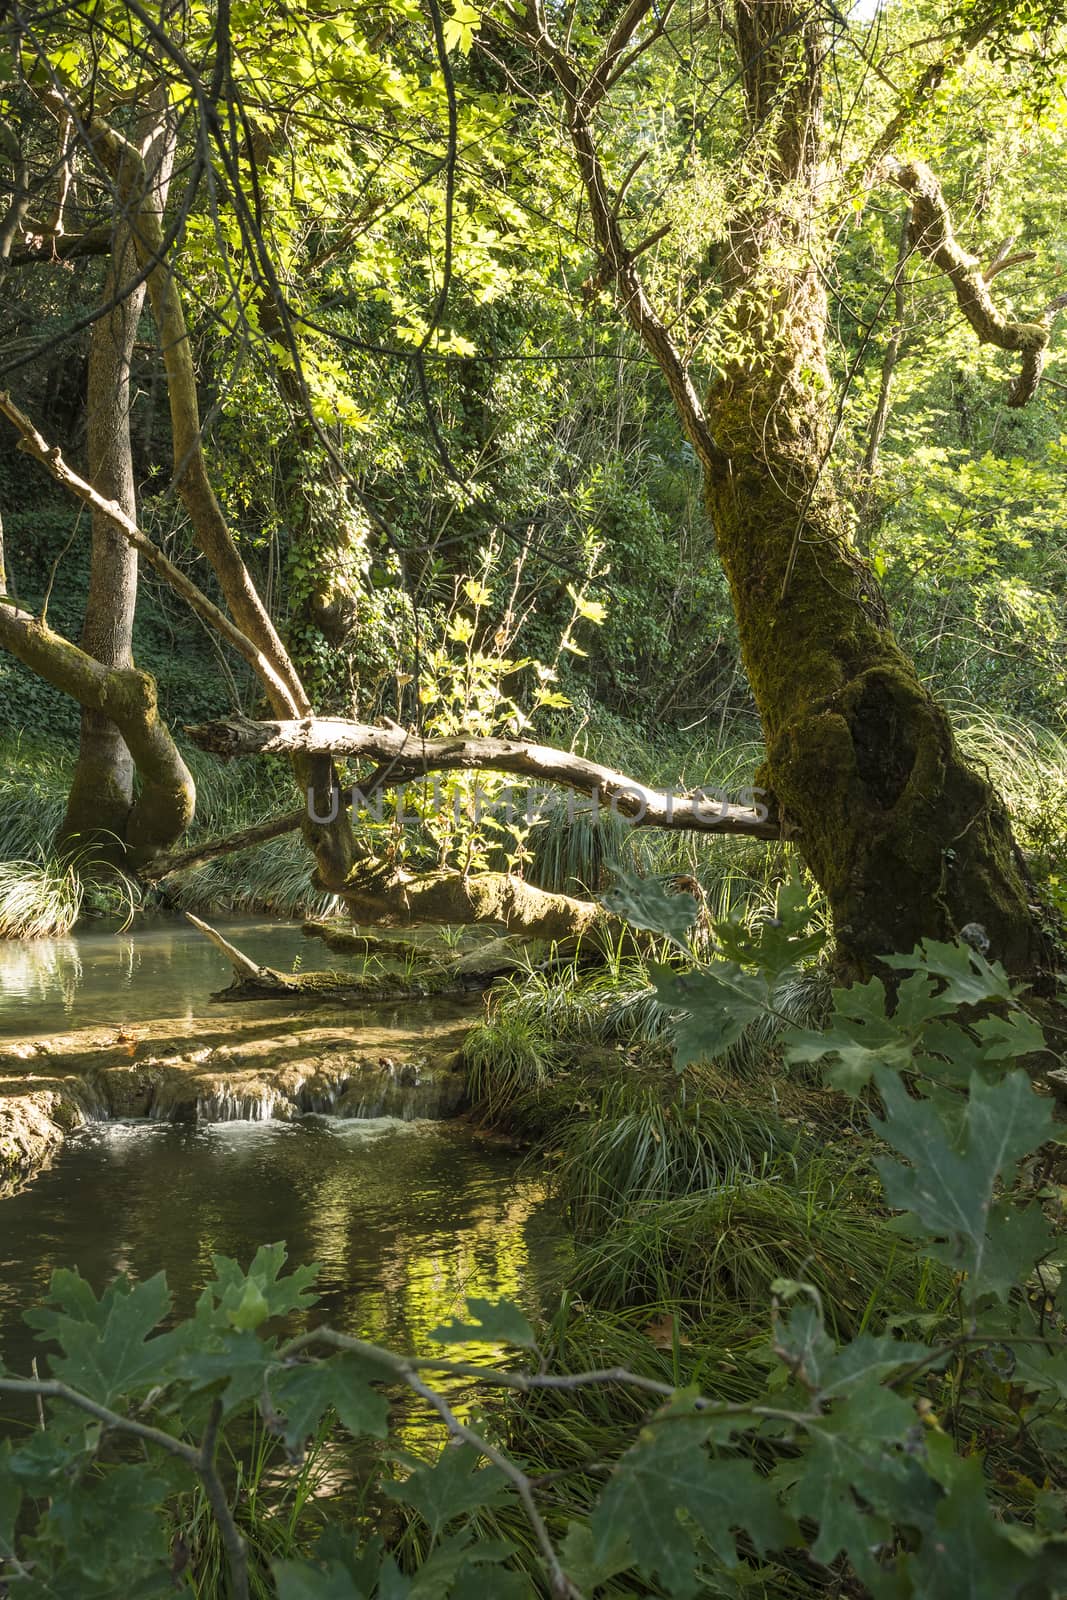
5,874 -> 1066,1597
461,1012 -> 560,1116
554,1084 -> 793,1233
0,844 -> 139,937
567,1164 -> 935,1333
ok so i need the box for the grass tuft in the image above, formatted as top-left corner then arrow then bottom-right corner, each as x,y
567,1163 -> 947,1337
554,1084 -> 796,1233
462,1012 -> 562,1117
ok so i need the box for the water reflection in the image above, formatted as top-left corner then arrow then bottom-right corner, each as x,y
0,917 -> 360,1038
0,1117 -> 565,1432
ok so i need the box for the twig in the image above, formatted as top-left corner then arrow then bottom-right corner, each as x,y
197,1398 -> 250,1600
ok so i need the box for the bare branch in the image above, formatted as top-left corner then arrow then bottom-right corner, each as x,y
138,808 -> 305,881
185,715 -> 777,838
519,14 -> 726,475
5,222 -> 114,263
984,248 -> 1037,283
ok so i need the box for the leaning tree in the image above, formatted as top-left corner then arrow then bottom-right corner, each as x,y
480,0 -> 1066,976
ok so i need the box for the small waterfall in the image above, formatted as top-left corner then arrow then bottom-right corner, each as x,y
63,1057 -> 463,1128
194,1089 -> 282,1122
334,1060 -> 465,1122
67,1080 -> 112,1123
295,1077 -> 350,1115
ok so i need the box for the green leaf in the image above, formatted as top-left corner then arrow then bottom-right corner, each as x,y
275,1559 -> 368,1599
206,1245 -> 319,1323
904,1457 -> 1048,1598
409,1534 -> 520,1597
961,1200 -> 1055,1303
429,1297 -> 536,1349
175,1328 -> 276,1412
787,1380 -> 918,1581
600,872 -> 699,946
383,1444 -> 510,1538
25,1270 -> 175,1406
593,1414 -> 792,1596
654,962 -> 769,1071
713,868 -> 824,977
883,939 -> 1015,1008
229,1279 -> 271,1331
875,1071 -> 1052,1293
31,1464 -> 172,1588
0,1443 -> 20,1552
559,1520 -> 632,1592
785,974 -> 918,1092
272,1353 -> 390,1449
1012,1341 -> 1067,1403
773,1304 -> 930,1399
446,1570 -> 532,1600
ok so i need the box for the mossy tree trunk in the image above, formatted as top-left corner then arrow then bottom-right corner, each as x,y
700,1 -> 1047,976
529,0 -> 1052,978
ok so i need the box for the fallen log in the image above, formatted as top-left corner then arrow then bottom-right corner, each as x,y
185,714 -> 778,839
300,922 -> 443,964
183,913 -> 454,1004
339,867 -> 620,943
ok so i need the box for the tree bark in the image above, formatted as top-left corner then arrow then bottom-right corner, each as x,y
524,0 -> 1055,979
82,114 -> 356,890
698,2 -> 1050,978
63,96 -> 181,856
185,713 -> 776,838
0,600 -> 195,860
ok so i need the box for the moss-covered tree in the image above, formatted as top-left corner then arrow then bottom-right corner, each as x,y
515,0 -> 1063,977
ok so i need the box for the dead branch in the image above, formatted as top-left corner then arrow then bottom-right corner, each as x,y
139,809 -> 305,881
185,714 -> 777,839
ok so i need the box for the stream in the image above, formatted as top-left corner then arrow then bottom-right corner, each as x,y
0,917 -> 566,1441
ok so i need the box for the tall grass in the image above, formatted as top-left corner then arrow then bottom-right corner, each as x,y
171,1412 -> 340,1599
0,845 -> 141,937
0,737 -> 71,862
950,701 -> 1067,888
163,834 -> 343,920
462,1012 -> 561,1115
0,737 -> 335,926
554,1083 -> 796,1232
567,1162 -> 947,1337
0,853 -> 85,937
488,953 -> 832,1079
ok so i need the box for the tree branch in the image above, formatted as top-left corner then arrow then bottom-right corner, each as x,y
883,158 -> 1059,407
512,11 -> 728,477
0,389 -> 301,714
0,595 -> 195,854
4,221 -> 115,263
185,715 -> 778,838
137,807 -> 305,881
0,1377 -> 249,1600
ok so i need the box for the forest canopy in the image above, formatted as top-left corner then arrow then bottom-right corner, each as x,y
3,3 -> 1067,1598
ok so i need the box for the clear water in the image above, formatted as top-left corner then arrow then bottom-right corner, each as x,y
0,1116 -> 561,1397
0,916 -> 369,1038
0,917 -> 564,1448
